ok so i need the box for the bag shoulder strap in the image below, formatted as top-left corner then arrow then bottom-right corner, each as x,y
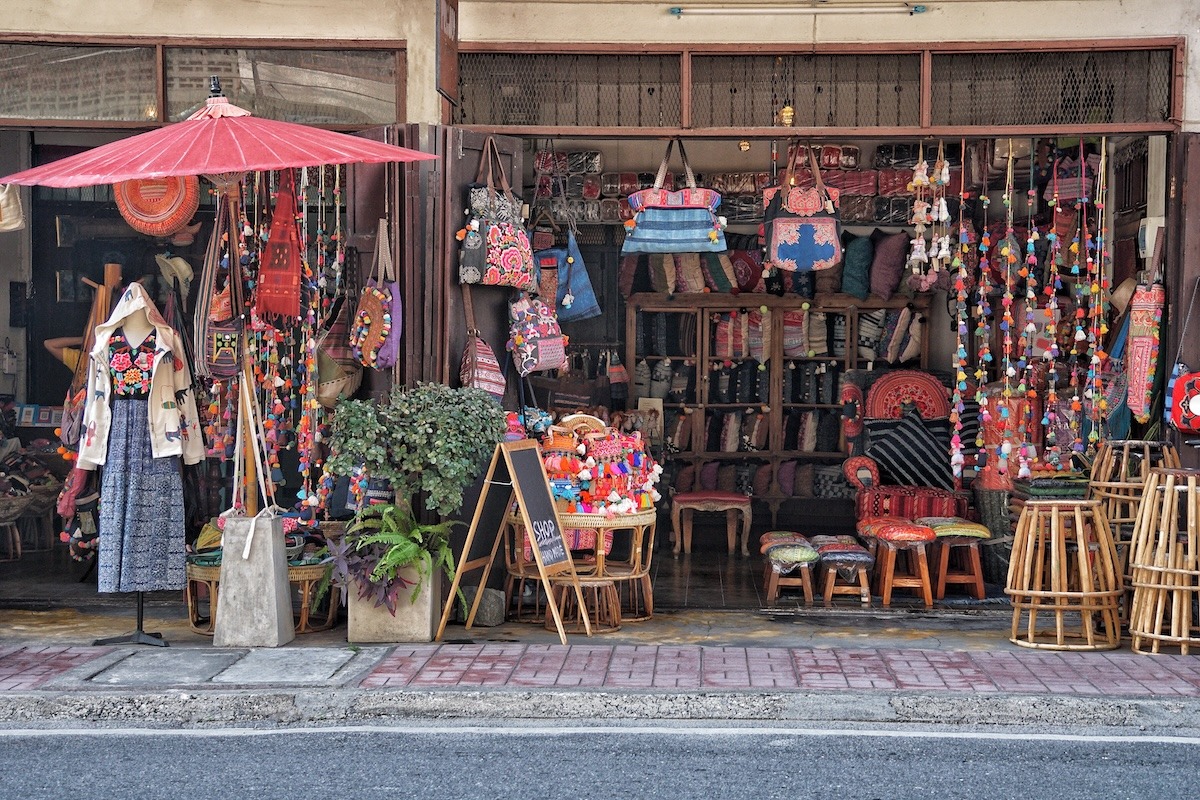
806,145 -> 831,202
463,283 -> 479,334
373,218 -> 394,283
652,138 -> 698,190
1170,274 -> 1200,368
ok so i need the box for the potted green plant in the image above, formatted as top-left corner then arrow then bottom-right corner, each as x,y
321,382 -> 507,642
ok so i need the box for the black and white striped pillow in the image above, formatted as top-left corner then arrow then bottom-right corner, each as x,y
864,409 -> 955,491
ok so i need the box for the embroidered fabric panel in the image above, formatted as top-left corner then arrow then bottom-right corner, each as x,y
108,330 -> 157,398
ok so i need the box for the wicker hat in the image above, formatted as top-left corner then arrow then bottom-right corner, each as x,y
113,176 -> 200,237
155,253 -> 194,297
1109,277 -> 1137,317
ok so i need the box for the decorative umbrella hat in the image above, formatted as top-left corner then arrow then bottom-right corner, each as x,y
0,76 -> 436,188
1,78 -> 437,514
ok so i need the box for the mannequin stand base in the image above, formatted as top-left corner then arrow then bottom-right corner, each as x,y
95,591 -> 169,646
94,629 -> 167,647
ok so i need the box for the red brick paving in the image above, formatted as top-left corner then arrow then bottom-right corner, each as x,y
361,644 -> 1200,697
0,645 -> 108,690
4,642 -> 1200,698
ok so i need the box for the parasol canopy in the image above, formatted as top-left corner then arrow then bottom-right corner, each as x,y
0,78 -> 437,188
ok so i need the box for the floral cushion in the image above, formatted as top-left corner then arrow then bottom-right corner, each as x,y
915,516 -> 991,539
524,527 -> 613,561
857,515 -> 935,543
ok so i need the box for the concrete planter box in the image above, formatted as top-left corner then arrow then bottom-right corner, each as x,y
346,556 -> 441,643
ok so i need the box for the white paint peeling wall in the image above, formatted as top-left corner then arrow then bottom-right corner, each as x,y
0,0 -> 442,123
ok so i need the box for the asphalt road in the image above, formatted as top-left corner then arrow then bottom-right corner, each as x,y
3,722 -> 1198,799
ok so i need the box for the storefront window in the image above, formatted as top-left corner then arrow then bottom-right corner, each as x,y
0,44 -> 157,121
164,48 -> 397,124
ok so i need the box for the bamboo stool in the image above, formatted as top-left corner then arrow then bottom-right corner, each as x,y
288,563 -> 339,633
1128,468 -> 1200,655
1005,499 -> 1122,651
1089,439 -> 1181,611
546,577 -> 622,634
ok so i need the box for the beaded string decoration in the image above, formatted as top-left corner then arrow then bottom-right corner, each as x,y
1017,138 -> 1040,478
1088,139 -> 1111,445
949,138 -> 972,479
994,141 -> 1019,475
974,166 -> 994,464
1041,149 -> 1064,468
1065,139 -> 1091,458
907,143 -> 933,290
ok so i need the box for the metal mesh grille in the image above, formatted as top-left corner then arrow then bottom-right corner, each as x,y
931,50 -> 1172,127
457,53 -> 681,127
690,54 -> 920,128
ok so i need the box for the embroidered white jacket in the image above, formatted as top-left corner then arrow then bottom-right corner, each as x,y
76,282 -> 205,469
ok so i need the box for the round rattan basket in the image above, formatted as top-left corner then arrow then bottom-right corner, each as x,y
0,494 -> 33,526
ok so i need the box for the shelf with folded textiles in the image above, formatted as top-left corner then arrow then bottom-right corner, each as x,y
628,291 -> 930,529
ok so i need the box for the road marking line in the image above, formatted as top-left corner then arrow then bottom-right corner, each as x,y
1,725 -> 1199,745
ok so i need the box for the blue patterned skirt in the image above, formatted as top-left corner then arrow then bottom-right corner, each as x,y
98,397 -> 186,593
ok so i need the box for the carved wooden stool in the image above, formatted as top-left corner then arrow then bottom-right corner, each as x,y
759,532 -> 818,607
671,490 -> 752,556
811,534 -> 875,607
858,517 -> 936,608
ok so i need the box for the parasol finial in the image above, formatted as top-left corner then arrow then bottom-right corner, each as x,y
209,76 -> 223,98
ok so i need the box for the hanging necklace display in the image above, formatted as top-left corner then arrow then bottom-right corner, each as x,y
974,166 -> 994,465
949,138 -> 972,479
907,144 -> 933,290
1065,139 -> 1090,458
1017,138 -> 1040,479
992,142 -> 1025,475
1086,138 -> 1110,448
1041,148 -> 1064,469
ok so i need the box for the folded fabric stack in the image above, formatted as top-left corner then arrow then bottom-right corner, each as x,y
1010,472 -> 1090,501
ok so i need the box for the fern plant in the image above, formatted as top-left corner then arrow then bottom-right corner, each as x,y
321,504 -> 462,614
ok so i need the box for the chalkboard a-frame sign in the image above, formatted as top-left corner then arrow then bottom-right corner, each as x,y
436,440 -> 590,644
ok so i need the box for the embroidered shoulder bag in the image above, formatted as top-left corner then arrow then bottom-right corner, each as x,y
350,219 -> 401,370
762,143 -> 843,272
621,139 -> 726,255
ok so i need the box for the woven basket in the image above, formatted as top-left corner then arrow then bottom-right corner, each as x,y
974,486 -> 1013,585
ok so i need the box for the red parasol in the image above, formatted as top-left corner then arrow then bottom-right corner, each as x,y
0,79 -> 436,188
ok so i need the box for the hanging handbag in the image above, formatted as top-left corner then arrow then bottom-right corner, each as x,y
316,294 -> 364,409
762,144 -> 843,272
194,199 -> 243,380
1167,276 -> 1200,434
350,219 -> 401,370
0,184 -> 26,233
546,227 -> 601,323
459,137 -> 536,290
508,291 -> 569,377
459,285 -> 506,402
621,138 -> 726,255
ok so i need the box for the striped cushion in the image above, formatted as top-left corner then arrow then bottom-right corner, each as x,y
864,409 -> 955,491
765,544 -> 819,565
810,534 -> 875,565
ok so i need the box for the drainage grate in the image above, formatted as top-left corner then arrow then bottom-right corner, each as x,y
690,54 -> 921,128
457,53 -> 681,127
930,50 -> 1172,127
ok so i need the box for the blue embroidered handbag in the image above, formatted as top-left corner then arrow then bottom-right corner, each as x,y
762,146 -> 843,273
621,139 -> 726,255
533,228 -> 602,323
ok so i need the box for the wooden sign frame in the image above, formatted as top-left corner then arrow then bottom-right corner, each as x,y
436,439 -> 590,644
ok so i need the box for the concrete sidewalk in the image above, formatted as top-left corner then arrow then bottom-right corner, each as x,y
3,604 -> 1200,732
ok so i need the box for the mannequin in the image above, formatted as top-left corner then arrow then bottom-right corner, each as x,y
77,281 -> 205,645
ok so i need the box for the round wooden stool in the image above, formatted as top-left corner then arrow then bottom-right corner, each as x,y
546,578 -> 622,634
1005,499 -> 1122,651
1128,468 -> 1200,655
